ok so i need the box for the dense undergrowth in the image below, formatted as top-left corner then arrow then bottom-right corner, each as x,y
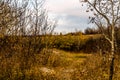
0,47 -> 120,80
72,54 -> 120,80
0,34 -> 120,80
46,34 -> 111,53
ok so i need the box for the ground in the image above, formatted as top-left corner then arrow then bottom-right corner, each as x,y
39,49 -> 92,79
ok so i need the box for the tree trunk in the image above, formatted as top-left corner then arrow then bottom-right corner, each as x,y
109,42 -> 115,80
109,25 -> 115,80
109,55 -> 115,80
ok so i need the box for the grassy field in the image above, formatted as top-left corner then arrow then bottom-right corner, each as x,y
39,49 -> 120,80
0,35 -> 119,80
0,46 -> 120,80
37,49 -> 92,79
52,49 -> 91,66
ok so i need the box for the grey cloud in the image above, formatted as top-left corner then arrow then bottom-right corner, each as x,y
54,14 -> 92,33
46,0 -> 94,33
65,15 -> 89,24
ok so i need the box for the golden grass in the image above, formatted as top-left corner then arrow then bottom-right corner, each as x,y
52,49 -> 91,67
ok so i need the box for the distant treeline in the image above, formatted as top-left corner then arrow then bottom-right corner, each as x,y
1,29 -> 120,54
84,26 -> 120,35
47,27 -> 120,53
46,34 -> 110,53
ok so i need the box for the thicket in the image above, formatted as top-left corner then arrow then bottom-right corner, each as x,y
71,53 -> 120,80
0,0 -> 57,79
46,30 -> 120,53
46,34 -> 108,53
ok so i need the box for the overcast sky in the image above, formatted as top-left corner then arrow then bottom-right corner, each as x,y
45,0 -> 94,33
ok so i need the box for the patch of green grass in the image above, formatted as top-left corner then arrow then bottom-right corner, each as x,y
75,55 -> 87,58
52,49 -> 91,67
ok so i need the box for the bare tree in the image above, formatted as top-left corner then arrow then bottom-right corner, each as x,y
29,0 -> 56,36
0,0 -> 30,36
28,0 -> 56,51
81,0 -> 120,80
0,0 -> 19,36
10,0 -> 30,36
